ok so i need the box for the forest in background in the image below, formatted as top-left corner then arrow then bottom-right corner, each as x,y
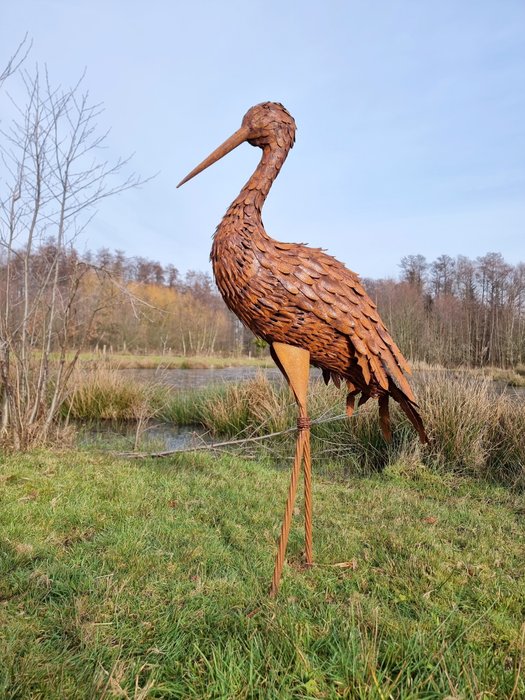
2,242 -> 523,367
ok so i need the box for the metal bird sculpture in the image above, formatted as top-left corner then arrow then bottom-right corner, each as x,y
178,102 -> 428,596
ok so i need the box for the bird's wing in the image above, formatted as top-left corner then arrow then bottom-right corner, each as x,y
254,239 -> 416,401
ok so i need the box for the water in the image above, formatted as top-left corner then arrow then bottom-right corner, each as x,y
144,423 -> 210,450
119,366 -> 287,388
80,420 -> 210,451
493,382 -> 525,400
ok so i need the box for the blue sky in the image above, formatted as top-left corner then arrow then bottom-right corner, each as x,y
1,1 -> 524,278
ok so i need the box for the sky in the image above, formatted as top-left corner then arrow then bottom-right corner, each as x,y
1,0 -> 524,279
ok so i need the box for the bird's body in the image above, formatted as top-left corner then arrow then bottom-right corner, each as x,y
178,101 -> 428,594
203,102 -> 427,442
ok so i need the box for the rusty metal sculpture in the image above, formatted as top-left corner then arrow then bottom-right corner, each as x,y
178,102 -> 428,596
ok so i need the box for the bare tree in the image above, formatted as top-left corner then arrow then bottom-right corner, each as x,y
0,59 -> 144,448
399,254 -> 428,292
430,254 -> 456,297
0,35 -> 31,90
476,253 -> 512,365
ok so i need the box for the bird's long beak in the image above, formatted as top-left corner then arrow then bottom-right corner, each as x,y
177,125 -> 250,188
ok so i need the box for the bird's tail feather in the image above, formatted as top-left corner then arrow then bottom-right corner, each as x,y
387,379 -> 429,444
378,394 -> 392,442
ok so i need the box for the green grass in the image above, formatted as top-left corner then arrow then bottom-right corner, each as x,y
1,450 -> 524,698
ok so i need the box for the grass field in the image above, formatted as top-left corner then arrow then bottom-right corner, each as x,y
1,449 -> 524,698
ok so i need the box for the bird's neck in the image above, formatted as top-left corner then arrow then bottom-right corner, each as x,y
223,143 -> 291,225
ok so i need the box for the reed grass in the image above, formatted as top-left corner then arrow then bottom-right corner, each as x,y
414,372 -> 524,486
416,372 -> 496,472
62,366 -> 524,488
194,372 -> 524,487
194,374 -> 413,472
159,385 -> 229,425
198,374 -> 293,436
63,367 -> 172,421
488,398 -> 525,488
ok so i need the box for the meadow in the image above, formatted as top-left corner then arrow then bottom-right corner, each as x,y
1,449 -> 524,698
1,25 -> 524,699
1,367 -> 525,698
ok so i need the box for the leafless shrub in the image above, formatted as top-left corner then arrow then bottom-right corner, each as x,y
0,50 -> 144,449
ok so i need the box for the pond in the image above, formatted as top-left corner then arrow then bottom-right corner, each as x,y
119,365 -> 314,388
80,420 -> 211,452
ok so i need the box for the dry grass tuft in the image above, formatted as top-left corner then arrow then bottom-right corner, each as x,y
415,372 -> 495,472
63,367 -> 171,422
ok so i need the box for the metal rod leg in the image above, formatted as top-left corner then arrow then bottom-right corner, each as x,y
269,428 -> 305,597
303,424 -> 313,567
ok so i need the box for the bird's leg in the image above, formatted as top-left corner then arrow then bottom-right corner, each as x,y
269,342 -> 312,597
302,415 -> 313,567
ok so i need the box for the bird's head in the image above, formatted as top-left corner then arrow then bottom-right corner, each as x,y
177,102 -> 296,188
242,102 -> 296,148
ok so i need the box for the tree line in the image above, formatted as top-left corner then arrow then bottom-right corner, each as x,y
82,247 -> 249,356
0,241 -> 252,357
4,241 -> 522,367
365,252 -> 524,368
87,247 -> 525,367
